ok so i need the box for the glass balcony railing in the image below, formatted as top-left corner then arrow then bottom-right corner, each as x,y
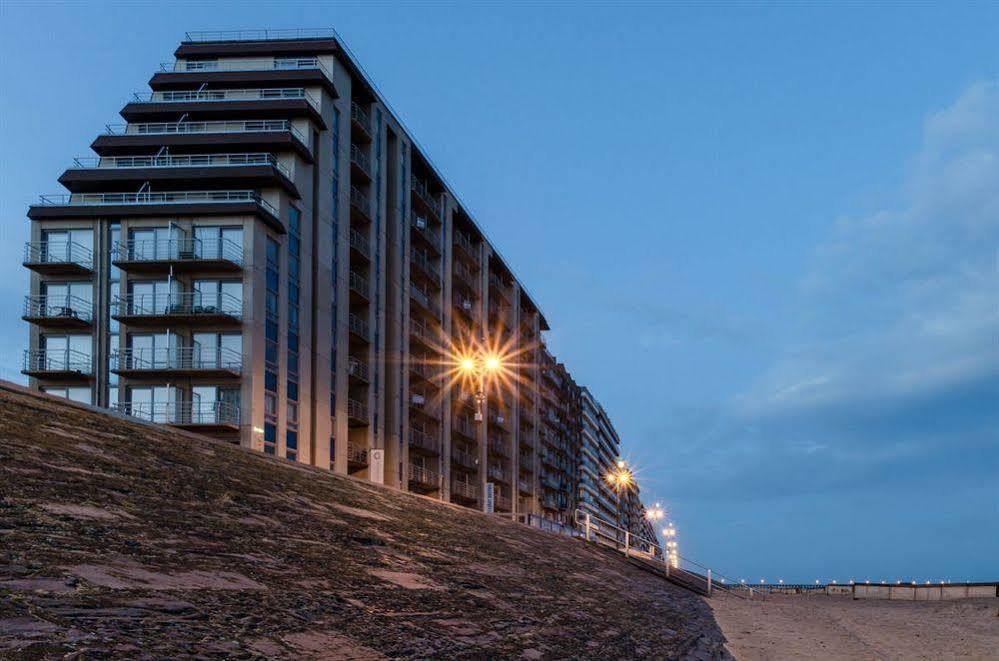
115,401 -> 240,427
23,295 -> 93,324
184,29 -> 338,42
37,190 -> 278,219
104,119 -> 308,146
161,56 -> 332,81
22,348 -> 92,375
23,241 -> 93,271
132,87 -> 319,110
112,237 -> 243,267
110,347 -> 242,374
112,292 -> 243,321
71,153 -> 292,180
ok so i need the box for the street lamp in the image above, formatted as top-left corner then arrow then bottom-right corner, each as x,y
457,349 -> 503,422
606,459 -> 634,543
645,502 -> 665,523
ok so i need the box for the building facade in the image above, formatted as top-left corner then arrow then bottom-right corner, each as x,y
21,29 -> 648,528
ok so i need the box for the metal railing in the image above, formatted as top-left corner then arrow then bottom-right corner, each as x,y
408,463 -> 440,486
349,227 -> 370,258
451,446 -> 477,469
487,465 -> 509,483
184,29 -> 338,42
347,443 -> 369,465
410,212 -> 441,253
453,260 -> 479,291
452,416 -> 476,439
411,178 -> 442,219
115,401 -> 241,426
22,348 -> 92,374
70,152 -> 292,179
350,143 -> 371,175
348,270 -> 370,299
488,438 -> 509,457
133,87 -> 319,110
112,237 -> 243,266
347,356 -> 369,382
348,313 -> 369,339
409,427 -> 441,454
105,119 -> 307,146
110,347 -> 242,374
495,494 -> 512,511
349,185 -> 370,217
23,295 -> 93,322
409,285 -> 441,318
451,479 -> 478,499
409,319 -> 437,345
453,231 -> 480,265
37,190 -> 278,218
347,397 -> 368,421
112,292 -> 243,320
351,101 -> 371,135
410,250 -> 441,283
161,56 -> 332,81
23,241 -> 93,270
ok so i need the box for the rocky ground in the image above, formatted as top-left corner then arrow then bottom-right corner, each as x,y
0,384 -> 729,659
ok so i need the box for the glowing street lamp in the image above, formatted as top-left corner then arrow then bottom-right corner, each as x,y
457,349 -> 504,422
645,502 -> 665,523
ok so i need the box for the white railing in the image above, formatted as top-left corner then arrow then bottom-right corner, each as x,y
71,152 -> 292,179
161,56 -> 332,80
408,463 -> 440,486
111,346 -> 242,374
23,241 -> 93,270
184,29 -> 338,42
37,190 -> 278,218
112,237 -> 243,267
115,401 -> 240,427
112,292 -> 243,320
105,119 -> 307,145
23,295 -> 92,322
133,87 -> 318,110
23,348 -> 92,374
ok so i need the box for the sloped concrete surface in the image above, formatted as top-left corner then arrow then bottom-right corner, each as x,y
0,385 -> 730,659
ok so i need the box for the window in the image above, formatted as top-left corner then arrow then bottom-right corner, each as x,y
42,386 -> 92,405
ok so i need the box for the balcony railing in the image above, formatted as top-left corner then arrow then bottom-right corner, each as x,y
349,186 -> 370,218
349,228 -> 370,258
110,347 -> 242,375
453,260 -> 479,292
23,295 -> 93,324
350,101 -> 372,136
453,231 -> 480,266
347,443 -> 369,466
71,152 -> 291,180
409,285 -> 441,319
347,398 -> 368,423
184,29 -> 338,42
22,349 -> 92,375
349,271 -> 370,299
409,319 -> 437,345
408,463 -> 440,487
133,87 -> 319,110
112,292 -> 242,321
451,479 -> 478,500
112,237 -> 243,268
23,241 -> 93,271
495,494 -> 512,511
487,464 -> 509,483
410,250 -> 441,284
451,446 -> 477,469
114,401 -> 240,427
161,56 -> 332,81
409,427 -> 441,455
350,144 -> 371,176
347,356 -> 370,382
409,359 -> 439,383
410,212 -> 441,253
452,416 -> 477,439
488,438 -> 509,457
411,178 -> 442,219
37,190 -> 279,218
348,312 -> 370,339
105,120 -> 307,146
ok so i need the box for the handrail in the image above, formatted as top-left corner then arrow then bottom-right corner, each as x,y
23,294 -> 93,322
37,190 -> 279,218
104,119 -> 308,146
115,400 -> 240,426
112,237 -> 243,266
411,177 -> 442,219
23,241 -> 93,269
112,292 -> 243,319
184,29 -> 338,42
347,443 -> 369,464
110,346 -> 242,373
71,152 -> 292,180
22,348 -> 92,374
133,87 -> 319,110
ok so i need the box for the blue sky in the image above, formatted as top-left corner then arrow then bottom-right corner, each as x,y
1,2 -> 996,582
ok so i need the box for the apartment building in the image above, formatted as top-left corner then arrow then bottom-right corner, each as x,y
578,387 -> 625,524
21,28 -> 646,528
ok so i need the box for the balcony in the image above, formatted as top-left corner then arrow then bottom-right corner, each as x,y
487,464 -> 510,484
350,101 -> 372,141
519,479 -> 533,496
62,153 -> 297,198
453,231 -> 480,266
452,415 -> 477,440
349,270 -> 370,302
410,178 -> 442,220
409,359 -> 439,386
519,454 -> 534,472
453,295 -> 475,324
451,446 -> 478,470
495,494 -> 512,511
349,227 -> 370,261
488,438 -> 509,458
410,250 -> 441,288
409,427 -> 441,455
110,347 -> 242,378
347,398 -> 369,427
112,292 -> 242,327
152,57 -> 336,96
409,212 -> 441,255
350,186 -> 371,220
348,313 -> 369,342
451,478 -> 478,503
30,190 -> 282,233
22,349 -> 92,380
183,29 -> 338,41
112,237 -> 243,274
23,295 -> 92,329
23,241 -> 93,276
409,319 -> 438,349
409,285 -> 441,319
347,356 -> 370,384
347,443 -> 369,469
408,463 -> 440,492
350,144 -> 371,183
452,261 -> 480,297
489,272 -> 510,302
114,401 -> 240,433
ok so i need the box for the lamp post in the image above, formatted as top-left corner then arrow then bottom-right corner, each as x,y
458,349 -> 502,422
605,459 -> 633,543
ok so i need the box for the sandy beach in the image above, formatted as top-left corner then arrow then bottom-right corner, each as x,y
711,593 -> 999,660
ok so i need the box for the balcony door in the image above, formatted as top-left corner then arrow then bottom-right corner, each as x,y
193,226 -> 242,261
192,385 -> 240,423
128,332 -> 177,369
130,225 -> 183,261
193,279 -> 242,315
128,385 -> 177,423
42,228 -> 92,263
192,332 -> 241,370
129,280 -> 179,314
42,281 -> 92,311
41,334 -> 91,371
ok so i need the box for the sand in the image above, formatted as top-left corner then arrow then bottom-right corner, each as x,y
711,593 -> 999,660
